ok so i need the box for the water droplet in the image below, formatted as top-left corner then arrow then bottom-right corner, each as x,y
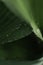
16,24 -> 21,30
37,29 -> 40,33
16,26 -> 20,29
1,42 -> 5,44
33,28 -> 43,40
7,40 -> 12,43
6,34 -> 9,37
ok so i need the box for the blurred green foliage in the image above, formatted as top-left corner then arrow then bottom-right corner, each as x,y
0,1 -> 32,60
0,1 -> 43,61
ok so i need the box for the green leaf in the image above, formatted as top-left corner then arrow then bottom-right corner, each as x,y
29,0 -> 43,34
0,1 -> 32,44
2,0 -> 43,40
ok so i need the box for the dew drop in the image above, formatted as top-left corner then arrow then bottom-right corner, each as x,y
6,34 -> 9,37
16,24 -> 21,30
37,29 -> 40,33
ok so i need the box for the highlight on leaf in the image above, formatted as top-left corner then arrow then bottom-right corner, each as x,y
2,0 -> 43,40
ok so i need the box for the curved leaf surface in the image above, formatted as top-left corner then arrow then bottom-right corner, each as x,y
0,1 -> 32,44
